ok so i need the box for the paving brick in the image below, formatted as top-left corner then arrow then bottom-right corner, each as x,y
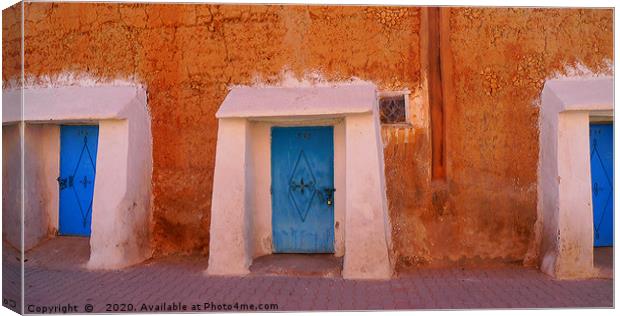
1,239 -> 612,312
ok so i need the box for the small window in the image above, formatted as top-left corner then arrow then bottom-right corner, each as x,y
379,91 -> 410,125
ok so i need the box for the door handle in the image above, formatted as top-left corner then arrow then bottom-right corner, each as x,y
57,177 -> 67,190
56,176 -> 73,190
323,187 -> 336,206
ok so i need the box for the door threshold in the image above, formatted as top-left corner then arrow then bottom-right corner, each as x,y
249,253 -> 342,278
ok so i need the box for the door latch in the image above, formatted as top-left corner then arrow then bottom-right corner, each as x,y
56,176 -> 73,190
323,188 -> 336,206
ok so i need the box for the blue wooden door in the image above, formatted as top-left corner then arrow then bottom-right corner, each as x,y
59,125 -> 99,236
271,126 -> 335,253
590,123 -> 613,247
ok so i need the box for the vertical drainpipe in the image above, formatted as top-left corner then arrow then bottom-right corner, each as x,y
426,7 -> 446,181
424,7 -> 455,212
425,7 -> 454,183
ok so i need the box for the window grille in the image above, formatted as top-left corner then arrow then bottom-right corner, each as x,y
379,93 -> 409,125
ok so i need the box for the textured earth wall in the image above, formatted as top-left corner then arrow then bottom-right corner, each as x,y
2,4 -> 613,268
387,7 -> 613,270
3,3 -> 421,257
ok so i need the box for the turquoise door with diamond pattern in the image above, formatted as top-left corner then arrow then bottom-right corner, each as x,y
59,125 -> 99,236
590,123 -> 613,247
271,126 -> 335,253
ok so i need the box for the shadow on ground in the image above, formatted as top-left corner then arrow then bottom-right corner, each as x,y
12,236 -> 615,311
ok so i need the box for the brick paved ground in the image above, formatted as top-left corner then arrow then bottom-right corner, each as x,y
3,237 -> 614,313
2,244 -> 22,314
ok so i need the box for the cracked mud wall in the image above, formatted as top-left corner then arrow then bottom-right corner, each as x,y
2,4 -> 613,267
388,7 -> 613,270
4,3 -> 420,257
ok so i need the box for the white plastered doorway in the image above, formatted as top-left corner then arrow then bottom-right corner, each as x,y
207,84 -> 395,279
2,85 -> 153,269
538,76 -> 613,279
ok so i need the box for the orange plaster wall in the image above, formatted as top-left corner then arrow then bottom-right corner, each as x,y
387,7 -> 613,270
2,4 -> 613,268
3,3 -> 421,257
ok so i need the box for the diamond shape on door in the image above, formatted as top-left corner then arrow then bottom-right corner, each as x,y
288,150 -> 317,222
